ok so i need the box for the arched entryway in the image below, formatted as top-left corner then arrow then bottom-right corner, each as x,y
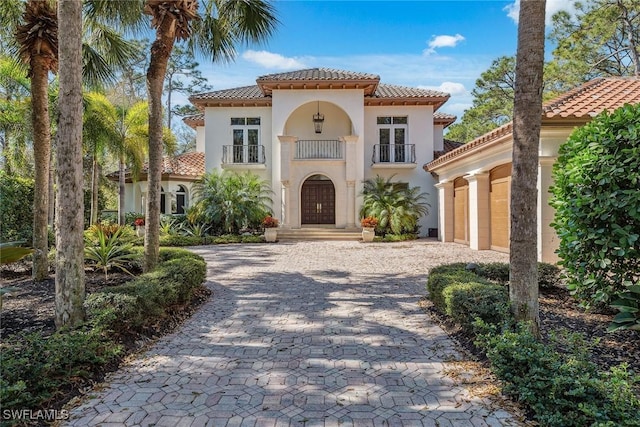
301,175 -> 335,225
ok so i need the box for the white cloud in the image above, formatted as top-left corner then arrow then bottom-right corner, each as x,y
241,50 -> 306,70
420,81 -> 467,96
423,34 -> 465,55
505,0 -> 577,25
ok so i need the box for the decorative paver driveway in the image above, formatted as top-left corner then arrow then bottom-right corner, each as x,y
66,240 -> 521,427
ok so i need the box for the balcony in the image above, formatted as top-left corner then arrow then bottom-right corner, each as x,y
222,145 -> 266,169
371,144 -> 416,168
295,140 -> 343,160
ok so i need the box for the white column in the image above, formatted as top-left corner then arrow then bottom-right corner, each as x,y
435,181 -> 454,242
346,180 -> 356,229
465,172 -> 490,250
538,156 -> 559,263
281,180 -> 290,229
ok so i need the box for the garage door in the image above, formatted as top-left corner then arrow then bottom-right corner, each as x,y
453,177 -> 469,244
490,164 -> 511,251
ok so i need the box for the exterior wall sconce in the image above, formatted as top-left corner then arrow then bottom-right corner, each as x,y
313,101 -> 324,134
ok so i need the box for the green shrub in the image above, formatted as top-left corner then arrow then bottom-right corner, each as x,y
476,262 -> 510,283
475,323 -> 640,426
85,249 -> 206,334
426,267 -> 480,312
0,329 -> 122,411
0,171 -> 34,243
550,103 -> 640,308
373,233 -> 418,242
159,234 -> 204,246
474,262 -> 561,289
537,262 -> 561,290
442,282 -> 510,331
84,226 -> 139,279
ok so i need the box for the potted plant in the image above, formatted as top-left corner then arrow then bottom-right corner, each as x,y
360,217 -> 378,242
262,216 -> 279,242
134,217 -> 145,237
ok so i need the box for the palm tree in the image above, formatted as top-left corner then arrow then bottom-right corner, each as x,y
55,0 -> 84,328
6,0 -> 141,280
360,175 -> 429,236
83,93 -> 149,225
191,170 -> 273,234
142,0 -> 278,272
0,56 -> 31,175
14,0 -> 57,281
510,0 -> 546,337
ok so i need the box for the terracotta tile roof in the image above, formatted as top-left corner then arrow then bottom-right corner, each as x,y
373,83 -> 448,99
433,112 -> 457,127
434,139 -> 464,159
159,151 -> 204,177
543,77 -> 640,119
425,77 -> 640,171
107,152 -> 205,181
256,68 -> 380,82
183,113 -> 204,128
190,85 -> 267,101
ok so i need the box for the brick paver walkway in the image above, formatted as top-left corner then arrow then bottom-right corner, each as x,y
65,240 -> 521,427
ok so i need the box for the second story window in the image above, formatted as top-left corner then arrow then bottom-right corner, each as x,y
377,116 -> 408,162
231,117 -> 260,163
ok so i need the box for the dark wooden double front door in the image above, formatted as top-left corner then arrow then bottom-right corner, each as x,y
301,179 -> 335,224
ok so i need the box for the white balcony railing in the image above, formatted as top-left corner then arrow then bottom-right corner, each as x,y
295,140 -> 343,160
372,144 -> 416,164
222,145 -> 266,165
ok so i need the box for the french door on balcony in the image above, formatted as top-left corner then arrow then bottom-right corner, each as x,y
301,176 -> 335,225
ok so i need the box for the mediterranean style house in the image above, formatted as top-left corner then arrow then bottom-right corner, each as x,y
115,68 -> 457,234
425,77 -> 640,263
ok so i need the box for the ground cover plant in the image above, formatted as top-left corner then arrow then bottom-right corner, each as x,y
0,248 -> 209,421
425,262 -> 640,426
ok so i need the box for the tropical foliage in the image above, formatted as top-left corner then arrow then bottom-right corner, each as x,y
84,225 -> 138,280
551,104 -> 640,325
191,170 -> 273,234
359,175 -> 429,236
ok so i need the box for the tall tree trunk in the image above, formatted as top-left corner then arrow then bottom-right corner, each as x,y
49,146 -> 55,226
2,129 -> 12,174
55,0 -> 85,328
119,156 -> 126,226
510,0 -> 546,337
31,56 -> 51,281
90,154 -> 99,224
144,24 -> 175,272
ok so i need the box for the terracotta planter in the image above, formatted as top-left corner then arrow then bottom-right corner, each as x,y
136,225 -> 145,237
264,228 -> 277,242
362,227 -> 375,242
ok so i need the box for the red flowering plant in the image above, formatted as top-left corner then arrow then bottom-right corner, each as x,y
134,217 -> 145,227
262,216 -> 279,228
360,217 -> 378,228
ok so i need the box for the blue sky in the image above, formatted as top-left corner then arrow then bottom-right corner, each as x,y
189,0 -> 574,121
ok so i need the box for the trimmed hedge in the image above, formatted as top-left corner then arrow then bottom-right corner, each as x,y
85,248 -> 206,334
1,248 -> 208,417
476,323 -> 640,426
158,233 -> 265,247
442,282 -> 509,330
427,263 -> 640,426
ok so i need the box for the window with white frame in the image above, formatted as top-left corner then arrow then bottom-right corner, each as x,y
377,116 -> 408,162
231,117 -> 260,163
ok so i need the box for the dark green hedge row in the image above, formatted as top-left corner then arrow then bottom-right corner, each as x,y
0,249 -> 207,417
158,233 -> 265,247
427,263 -> 640,426
85,248 -> 206,334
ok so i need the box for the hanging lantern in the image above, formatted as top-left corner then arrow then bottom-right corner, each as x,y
313,101 -> 324,134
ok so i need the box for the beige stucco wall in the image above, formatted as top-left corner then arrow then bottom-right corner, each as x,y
430,125 -> 578,263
